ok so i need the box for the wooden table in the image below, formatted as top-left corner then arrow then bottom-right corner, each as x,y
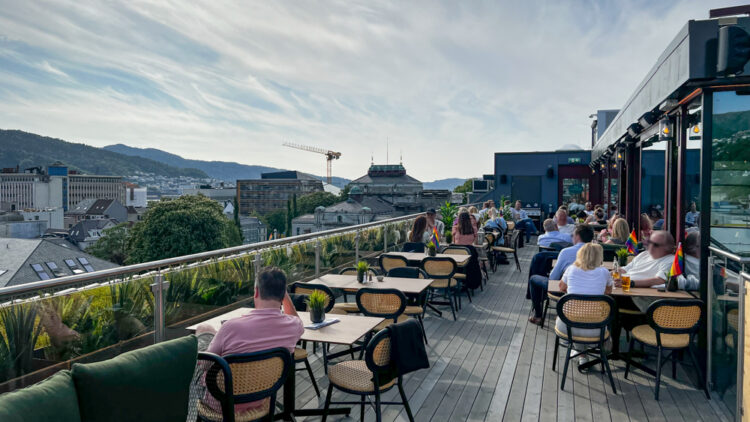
188,309 -> 383,420
546,279 -> 694,298
309,274 -> 433,295
386,251 -> 470,265
552,260 -> 615,270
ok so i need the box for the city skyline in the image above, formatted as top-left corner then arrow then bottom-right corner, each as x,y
0,0 -> 743,180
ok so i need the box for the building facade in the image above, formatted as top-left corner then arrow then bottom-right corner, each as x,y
238,216 -> 267,244
0,171 -> 63,211
237,171 -> 323,215
291,187 -> 396,235
125,183 -> 148,208
348,164 -> 451,213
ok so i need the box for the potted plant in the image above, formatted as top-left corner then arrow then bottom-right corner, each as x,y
306,290 -> 327,323
426,241 -> 437,257
665,270 -> 678,292
356,261 -> 369,283
445,231 -> 453,244
615,248 -> 629,267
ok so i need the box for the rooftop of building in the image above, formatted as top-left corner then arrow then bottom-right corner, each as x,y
350,163 -> 422,186
68,219 -> 119,242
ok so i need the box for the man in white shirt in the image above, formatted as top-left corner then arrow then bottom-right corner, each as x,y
556,210 -> 576,236
617,230 -> 675,288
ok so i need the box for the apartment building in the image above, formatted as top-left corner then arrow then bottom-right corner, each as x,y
237,171 -> 323,215
0,170 -> 63,211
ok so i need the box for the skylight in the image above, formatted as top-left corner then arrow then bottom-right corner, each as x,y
45,262 -> 65,277
77,257 -> 94,272
64,259 -> 85,275
31,263 -> 51,280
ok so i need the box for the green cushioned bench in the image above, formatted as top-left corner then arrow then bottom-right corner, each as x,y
0,335 -> 198,422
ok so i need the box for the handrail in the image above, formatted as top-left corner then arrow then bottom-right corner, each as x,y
709,246 -> 750,264
0,212 -> 420,299
743,272 -> 750,282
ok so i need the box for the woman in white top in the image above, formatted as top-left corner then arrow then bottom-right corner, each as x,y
556,243 -> 613,338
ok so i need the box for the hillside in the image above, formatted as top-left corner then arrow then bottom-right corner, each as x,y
103,143 -> 351,187
423,178 -> 468,190
0,130 -> 207,178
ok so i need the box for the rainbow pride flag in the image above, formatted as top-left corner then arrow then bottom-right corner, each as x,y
669,242 -> 684,277
625,230 -> 638,254
431,226 -> 440,249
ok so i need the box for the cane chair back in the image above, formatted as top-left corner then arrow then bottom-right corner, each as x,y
290,282 -> 336,313
421,257 -> 456,280
379,254 -> 410,274
556,294 -> 615,342
339,267 -> 378,277
647,299 -> 702,335
442,245 -> 471,255
356,288 -> 406,320
365,328 -> 393,373
386,267 -> 427,279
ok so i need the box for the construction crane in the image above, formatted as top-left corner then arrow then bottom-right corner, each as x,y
283,142 -> 341,184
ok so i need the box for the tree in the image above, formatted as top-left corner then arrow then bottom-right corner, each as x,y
262,209 -> 286,238
339,185 -> 351,201
285,199 -> 292,236
297,191 -> 338,215
86,223 -> 130,264
292,194 -> 298,218
126,195 -> 242,264
453,179 -> 474,193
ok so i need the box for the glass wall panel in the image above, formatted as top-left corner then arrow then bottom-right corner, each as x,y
641,142 -> 666,233
685,99 -> 702,230
561,177 -> 589,207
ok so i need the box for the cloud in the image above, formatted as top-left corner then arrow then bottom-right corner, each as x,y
0,0 -> 744,181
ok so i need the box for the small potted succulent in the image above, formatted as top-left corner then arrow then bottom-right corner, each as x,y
444,231 -> 453,244
356,261 -> 369,283
426,241 -> 437,257
615,248 -> 630,267
306,289 -> 327,323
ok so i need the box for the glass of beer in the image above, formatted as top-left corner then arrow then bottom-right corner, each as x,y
621,274 -> 631,292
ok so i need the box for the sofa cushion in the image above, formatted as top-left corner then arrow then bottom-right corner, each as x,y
72,335 -> 198,422
0,369 -> 81,422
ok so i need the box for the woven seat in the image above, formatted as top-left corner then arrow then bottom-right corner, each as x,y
374,314 -> 410,331
492,246 -> 514,253
333,302 -> 360,313
554,325 -> 610,343
630,325 -> 690,348
404,305 -> 423,315
453,273 -> 466,279
379,254 -> 409,274
429,278 -> 457,289
293,347 -> 308,361
328,360 -> 397,393
197,398 -> 270,422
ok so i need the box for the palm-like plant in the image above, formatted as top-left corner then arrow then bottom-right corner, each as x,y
0,303 -> 43,380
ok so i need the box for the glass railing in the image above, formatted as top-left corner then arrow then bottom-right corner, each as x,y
707,246 -> 750,419
0,213 -> 421,392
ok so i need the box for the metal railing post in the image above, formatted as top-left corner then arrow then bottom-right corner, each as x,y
383,225 -> 388,252
355,231 -> 361,264
737,272 -> 746,420
254,253 -> 262,282
707,255 -> 714,391
150,272 -> 169,343
315,240 -> 321,276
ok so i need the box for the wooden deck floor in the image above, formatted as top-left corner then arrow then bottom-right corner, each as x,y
292,245 -> 734,421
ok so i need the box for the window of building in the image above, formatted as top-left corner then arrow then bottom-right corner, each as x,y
45,262 -> 65,277
31,263 -> 51,280
64,259 -> 85,274
0,270 -> 7,277
77,257 -> 94,272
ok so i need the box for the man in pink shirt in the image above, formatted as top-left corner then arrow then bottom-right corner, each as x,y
197,267 -> 304,415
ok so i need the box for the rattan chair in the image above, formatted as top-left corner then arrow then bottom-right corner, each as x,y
552,294 -> 617,393
624,299 -> 709,400
356,288 -> 408,332
492,230 -> 521,272
421,257 -> 459,321
484,232 -> 498,272
322,327 -> 414,422
197,348 -> 292,422
386,267 -> 429,343
442,244 -> 475,302
541,291 -> 563,328
289,282 -> 338,396
379,254 -> 410,274
336,267 -> 378,313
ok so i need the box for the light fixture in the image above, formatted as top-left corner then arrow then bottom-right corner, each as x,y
627,123 -> 642,138
617,151 -> 623,160
612,163 -> 618,169
659,118 -> 674,142
693,124 -> 701,134
638,111 -> 658,128
659,99 -> 678,112
600,163 -> 605,170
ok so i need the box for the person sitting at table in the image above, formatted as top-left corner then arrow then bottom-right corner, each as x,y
555,209 -> 576,236
557,243 -> 613,338
639,213 -> 653,248
425,208 -> 444,243
484,208 -> 508,244
468,205 -> 481,230
583,201 -> 594,216
453,211 -> 477,245
605,218 -> 629,245
597,213 -> 620,243
408,215 -> 432,243
585,207 -> 607,225
537,218 -> 572,247
511,200 -> 539,243
617,230 -> 675,288
685,201 -> 700,228
528,225 -> 594,325
197,267 -> 304,414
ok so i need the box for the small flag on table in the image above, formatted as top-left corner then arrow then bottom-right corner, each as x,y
625,230 -> 638,254
431,226 -> 440,249
669,242 -> 684,277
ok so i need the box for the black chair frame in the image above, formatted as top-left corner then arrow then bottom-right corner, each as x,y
198,348 -> 292,422
386,267 -> 429,343
420,257 -> 459,321
378,254 -> 410,274
624,299 -> 709,400
552,294 -> 617,394
402,242 -> 425,253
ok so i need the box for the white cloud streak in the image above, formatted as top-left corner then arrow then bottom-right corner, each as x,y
0,0 -> 744,181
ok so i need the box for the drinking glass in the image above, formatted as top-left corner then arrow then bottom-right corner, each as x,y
621,274 -> 631,292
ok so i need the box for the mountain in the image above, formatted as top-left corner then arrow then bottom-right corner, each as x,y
423,178 -> 468,190
0,130 -> 207,178
103,143 -> 351,187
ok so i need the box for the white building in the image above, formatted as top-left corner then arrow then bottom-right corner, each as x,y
0,172 -> 63,211
125,184 -> 148,208
19,208 -> 64,230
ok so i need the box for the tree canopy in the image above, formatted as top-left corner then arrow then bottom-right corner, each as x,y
453,179 -> 474,193
126,195 -> 242,264
86,223 -> 130,265
297,191 -> 339,215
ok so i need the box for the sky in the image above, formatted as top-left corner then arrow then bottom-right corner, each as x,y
0,1 -> 745,181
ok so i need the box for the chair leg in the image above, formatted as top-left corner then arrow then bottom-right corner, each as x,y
624,338 -> 635,379
671,351 -> 677,379
417,315 -> 428,345
450,290 -> 457,321
398,381 -> 415,422
552,336 -> 559,371
375,390 -> 382,422
561,342 -> 573,390
687,345 -> 710,399
514,251 -> 520,272
654,346 -> 663,400
541,298 -> 549,329
303,358 -> 320,397
601,346 -> 617,394
322,384 -> 334,422
360,395 -> 366,422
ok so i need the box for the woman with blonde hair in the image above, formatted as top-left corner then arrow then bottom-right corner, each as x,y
606,218 -> 630,245
557,243 -> 613,338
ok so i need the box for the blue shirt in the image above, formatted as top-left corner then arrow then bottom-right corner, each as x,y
549,242 -> 585,280
537,231 -> 573,247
